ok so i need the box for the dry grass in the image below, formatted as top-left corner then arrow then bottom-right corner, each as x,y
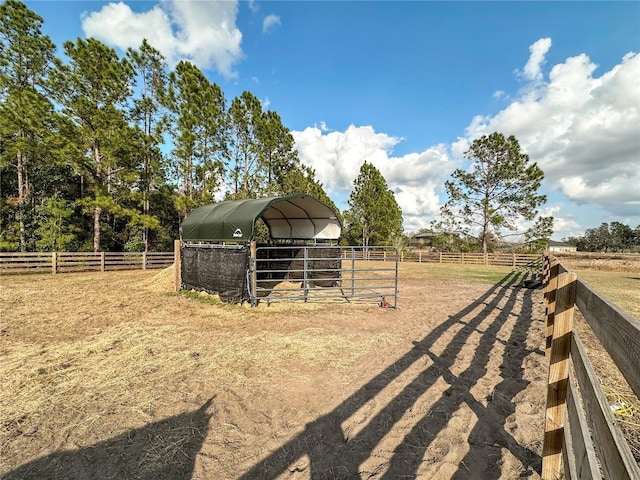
571,270 -> 640,319
1,259 -> 638,477
573,312 -> 640,463
555,252 -> 640,273
0,268 -> 395,476
554,256 -> 640,464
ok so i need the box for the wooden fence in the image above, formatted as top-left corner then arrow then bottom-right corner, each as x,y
350,250 -> 541,268
0,249 -> 542,275
542,254 -> 640,479
0,251 -> 175,274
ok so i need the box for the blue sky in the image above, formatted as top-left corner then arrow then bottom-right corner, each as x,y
25,0 -> 640,240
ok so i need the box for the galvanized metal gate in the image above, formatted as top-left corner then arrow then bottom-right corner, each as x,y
249,245 -> 398,307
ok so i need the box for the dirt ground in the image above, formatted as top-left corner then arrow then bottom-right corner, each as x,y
0,265 -> 547,479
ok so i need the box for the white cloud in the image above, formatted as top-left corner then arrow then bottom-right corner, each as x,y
291,125 -> 399,194
263,14 -> 281,33
81,1 -> 244,78
292,39 -> 639,239
538,206 -> 582,240
463,41 -> 640,223
521,37 -> 552,82
291,125 -> 457,232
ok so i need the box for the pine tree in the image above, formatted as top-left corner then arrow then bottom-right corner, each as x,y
49,37 -> 136,252
344,162 -> 403,247
226,91 -> 263,199
34,194 -> 78,251
255,109 -> 298,195
127,39 -> 169,251
440,132 -> 551,254
0,0 -> 57,251
165,61 -> 227,217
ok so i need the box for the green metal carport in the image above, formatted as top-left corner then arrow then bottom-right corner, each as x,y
181,194 -> 342,243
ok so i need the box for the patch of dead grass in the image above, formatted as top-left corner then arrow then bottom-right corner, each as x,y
1,260 -> 638,475
0,269 -> 397,473
573,312 -> 640,463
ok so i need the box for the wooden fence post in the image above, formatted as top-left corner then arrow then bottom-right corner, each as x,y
418,252 -> 422,263
142,251 -> 147,271
52,252 -> 57,274
544,256 -> 561,359
174,240 -> 181,292
100,252 -> 105,272
439,252 -> 442,263
542,271 -> 577,479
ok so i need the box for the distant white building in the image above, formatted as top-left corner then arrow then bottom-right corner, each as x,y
547,240 -> 577,253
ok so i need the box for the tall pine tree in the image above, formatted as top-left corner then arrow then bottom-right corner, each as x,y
440,132 -> 551,254
0,0 -> 57,250
50,38 -> 136,252
226,91 -> 263,199
165,61 -> 227,218
127,39 -> 169,251
344,162 -> 403,247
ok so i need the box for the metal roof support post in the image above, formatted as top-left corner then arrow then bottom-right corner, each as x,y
250,241 -> 257,306
351,247 -> 356,298
394,247 -> 399,308
303,246 -> 309,302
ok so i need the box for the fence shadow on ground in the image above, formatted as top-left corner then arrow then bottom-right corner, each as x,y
1,398 -> 214,480
238,271 -> 543,479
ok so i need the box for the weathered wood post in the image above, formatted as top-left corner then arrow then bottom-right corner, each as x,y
100,251 -> 105,272
52,252 -> 57,274
142,251 -> 147,271
174,239 -> 181,292
542,271 -> 577,479
544,255 -> 561,358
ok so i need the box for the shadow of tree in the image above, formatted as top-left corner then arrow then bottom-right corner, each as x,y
238,271 -> 543,479
1,397 -> 214,480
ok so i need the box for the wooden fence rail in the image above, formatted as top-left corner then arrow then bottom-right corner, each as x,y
1,250 -> 541,275
542,254 -> 640,480
348,250 -> 541,268
0,251 -> 175,275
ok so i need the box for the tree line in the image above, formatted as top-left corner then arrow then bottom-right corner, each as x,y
564,222 -> 640,253
2,1 -> 557,255
0,1 -> 342,252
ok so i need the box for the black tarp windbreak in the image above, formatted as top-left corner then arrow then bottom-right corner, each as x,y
181,245 -> 249,303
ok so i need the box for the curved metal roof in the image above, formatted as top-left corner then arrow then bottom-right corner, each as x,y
181,194 -> 342,242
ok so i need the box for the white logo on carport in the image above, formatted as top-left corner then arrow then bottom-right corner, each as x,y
233,228 -> 243,238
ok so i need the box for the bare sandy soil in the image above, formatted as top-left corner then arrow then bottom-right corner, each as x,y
0,265 -> 546,479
